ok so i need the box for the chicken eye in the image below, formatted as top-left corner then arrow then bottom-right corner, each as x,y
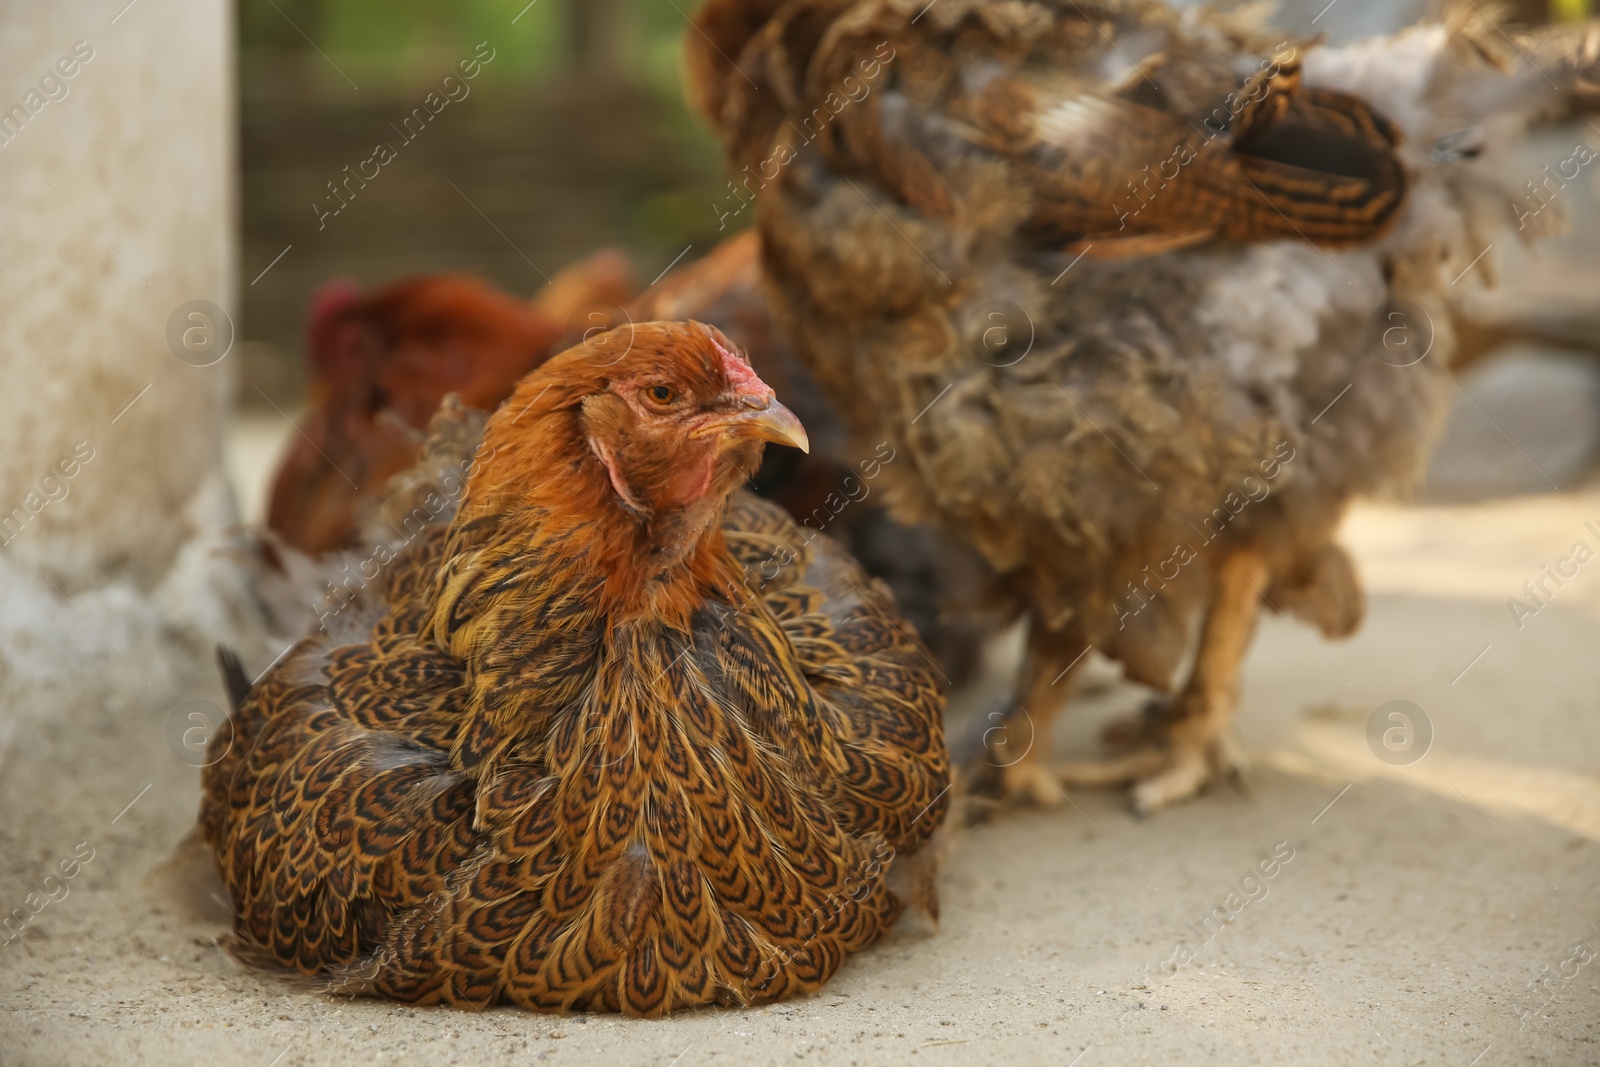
646,384 -> 675,405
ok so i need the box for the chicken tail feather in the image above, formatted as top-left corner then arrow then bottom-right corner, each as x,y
216,644 -> 252,716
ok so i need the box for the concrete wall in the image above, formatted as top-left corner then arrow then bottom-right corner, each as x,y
0,0 -> 266,701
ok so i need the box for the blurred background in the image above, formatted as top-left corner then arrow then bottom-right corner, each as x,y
239,0 -> 727,405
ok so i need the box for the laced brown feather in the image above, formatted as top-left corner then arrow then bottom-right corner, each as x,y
201,321 -> 949,1016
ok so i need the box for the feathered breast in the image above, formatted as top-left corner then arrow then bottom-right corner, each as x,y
201,448 -> 948,1015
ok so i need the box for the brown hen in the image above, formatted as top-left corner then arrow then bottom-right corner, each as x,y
687,0 -> 1600,812
201,322 -> 950,1015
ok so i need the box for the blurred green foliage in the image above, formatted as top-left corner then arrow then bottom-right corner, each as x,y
239,0 -> 695,94
237,0 -> 735,402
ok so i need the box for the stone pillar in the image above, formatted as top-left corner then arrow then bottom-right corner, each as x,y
0,0 -> 265,709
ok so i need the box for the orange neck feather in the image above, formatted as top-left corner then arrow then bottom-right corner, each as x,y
451,368 -> 743,627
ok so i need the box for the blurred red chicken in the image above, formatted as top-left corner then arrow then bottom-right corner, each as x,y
267,252 -> 633,556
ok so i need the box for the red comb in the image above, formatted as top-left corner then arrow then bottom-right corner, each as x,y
307,278 -> 363,375
708,330 -> 769,396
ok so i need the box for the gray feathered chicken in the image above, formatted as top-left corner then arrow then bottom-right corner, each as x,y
687,0 -> 1599,812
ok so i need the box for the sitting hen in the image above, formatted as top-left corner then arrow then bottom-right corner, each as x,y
687,0 -> 1600,812
200,322 -> 950,1015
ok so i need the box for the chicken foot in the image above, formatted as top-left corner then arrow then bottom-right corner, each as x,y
1059,549 -> 1268,815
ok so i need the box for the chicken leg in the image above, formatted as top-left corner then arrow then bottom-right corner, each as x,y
1060,549 -> 1268,815
986,628 -> 1091,808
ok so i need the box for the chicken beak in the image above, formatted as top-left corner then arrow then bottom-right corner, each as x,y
694,398 -> 810,453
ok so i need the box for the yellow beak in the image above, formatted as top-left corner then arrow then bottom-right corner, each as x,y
693,398 -> 810,453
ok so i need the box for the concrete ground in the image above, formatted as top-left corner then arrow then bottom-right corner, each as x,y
1,422 -> 1597,1067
